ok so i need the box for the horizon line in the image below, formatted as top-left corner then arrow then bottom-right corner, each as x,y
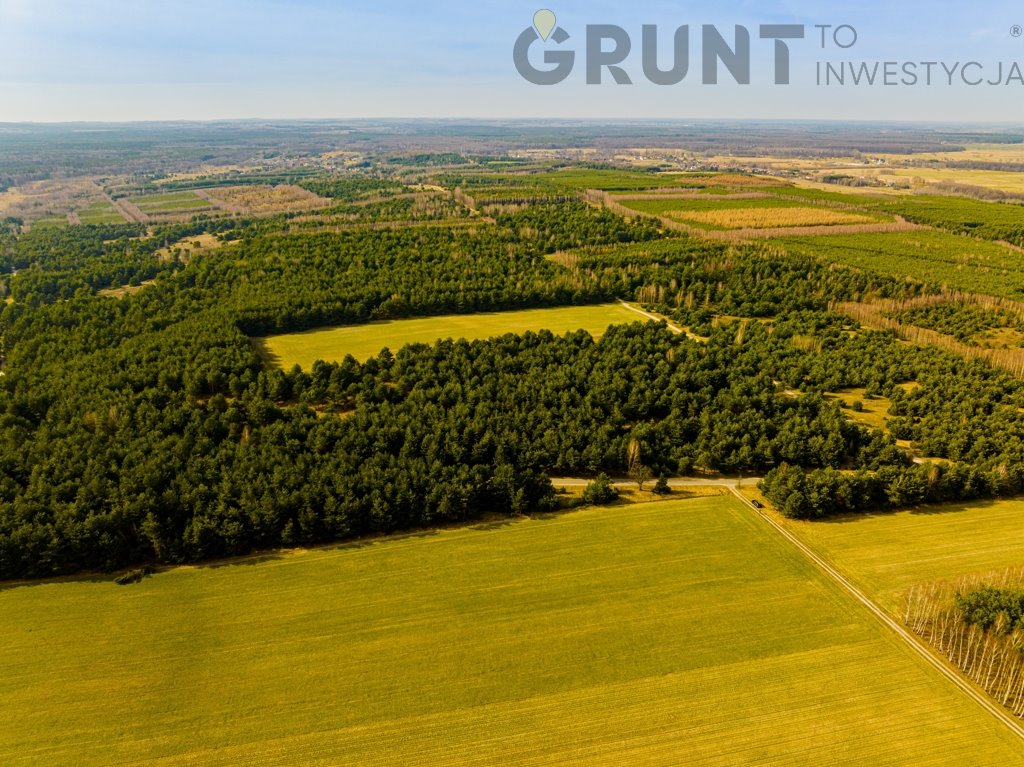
1,117 -> 1023,129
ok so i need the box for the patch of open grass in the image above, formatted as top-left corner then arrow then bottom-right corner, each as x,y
127,191 -> 214,213
2,496 -> 1022,765
154,232 -> 225,262
258,302 -> 647,368
781,498 -> 1024,614
879,167 -> 1024,195
826,386 -> 893,432
96,280 -> 155,299
77,201 -> 127,224
29,216 -> 68,229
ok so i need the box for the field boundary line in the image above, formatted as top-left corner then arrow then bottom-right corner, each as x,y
193,188 -> 243,215
728,487 -> 1024,742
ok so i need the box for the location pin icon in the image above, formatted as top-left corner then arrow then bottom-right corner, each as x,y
533,9 -> 557,42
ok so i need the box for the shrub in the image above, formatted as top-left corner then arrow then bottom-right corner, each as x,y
582,473 -> 619,505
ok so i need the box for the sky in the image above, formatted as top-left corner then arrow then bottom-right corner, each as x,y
1,0 -> 1023,123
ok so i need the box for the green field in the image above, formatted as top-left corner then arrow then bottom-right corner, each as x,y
781,498 -> 1024,613
77,201 -> 127,224
3,496 -> 1023,766
127,191 -> 214,212
29,216 -> 67,229
259,302 -> 647,367
780,231 -> 1024,298
617,195 -> 886,230
449,169 -> 773,200
618,195 -> 813,216
541,169 -> 738,191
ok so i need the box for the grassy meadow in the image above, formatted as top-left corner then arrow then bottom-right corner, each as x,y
3,496 -> 1024,765
259,302 -> 646,367
781,498 -> 1024,613
127,191 -> 215,213
874,167 -> 1024,195
77,201 -> 127,225
28,216 -> 67,230
613,188 -> 892,230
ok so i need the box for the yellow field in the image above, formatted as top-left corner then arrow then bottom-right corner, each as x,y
792,178 -> 911,196
204,184 -> 331,215
3,496 -> 1024,765
781,498 -> 1024,613
259,302 -> 646,367
863,167 -> 1024,194
880,144 -> 1024,165
707,143 -> 1024,196
673,206 -> 879,229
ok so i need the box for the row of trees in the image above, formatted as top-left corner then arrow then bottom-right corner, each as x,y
905,572 -> 1024,717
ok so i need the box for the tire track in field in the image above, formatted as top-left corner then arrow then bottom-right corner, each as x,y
728,487 -> 1024,742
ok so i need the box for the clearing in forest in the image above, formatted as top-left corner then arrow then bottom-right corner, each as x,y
617,195 -> 887,230
126,191 -> 216,214
200,184 -> 332,216
258,302 -> 646,367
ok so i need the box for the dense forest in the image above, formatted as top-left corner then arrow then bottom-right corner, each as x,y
2,178 -> 1024,578
888,303 -> 1024,346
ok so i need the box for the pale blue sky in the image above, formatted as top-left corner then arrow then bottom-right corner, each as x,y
0,0 -> 1022,122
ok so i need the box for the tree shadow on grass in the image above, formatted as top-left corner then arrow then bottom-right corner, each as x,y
813,497 -> 1002,525
908,498 -> 1003,516
0,529 -> 449,591
250,337 -> 284,370
194,552 -> 289,570
197,528 -> 445,568
333,528 -> 442,549
0,571 -> 128,594
469,518 -> 520,532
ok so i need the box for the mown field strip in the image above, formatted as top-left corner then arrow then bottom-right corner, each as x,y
3,497 -> 1024,765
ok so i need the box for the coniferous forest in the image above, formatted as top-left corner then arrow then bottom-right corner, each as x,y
3,162 -> 1024,579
